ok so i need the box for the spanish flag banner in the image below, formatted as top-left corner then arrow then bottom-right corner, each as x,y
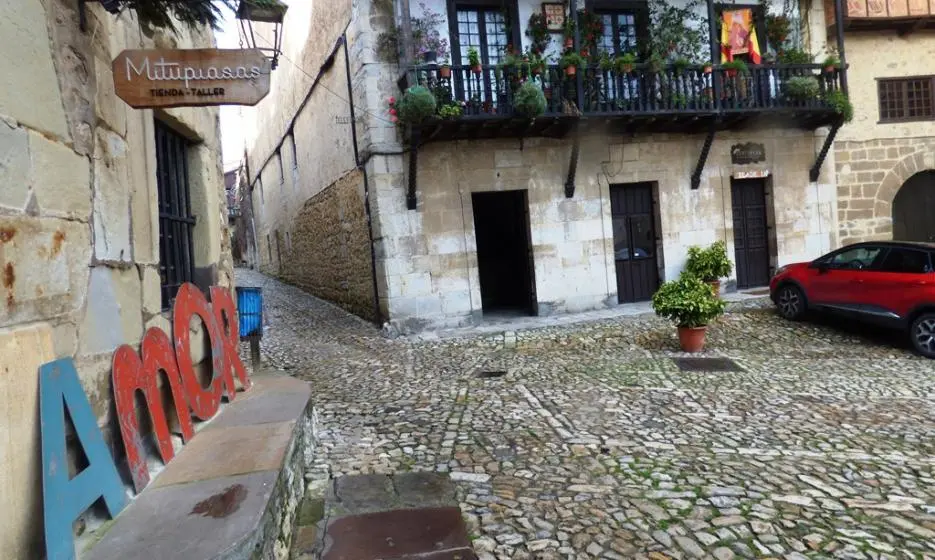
720,9 -> 762,64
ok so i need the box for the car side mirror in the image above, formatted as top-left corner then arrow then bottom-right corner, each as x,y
817,263 -> 830,274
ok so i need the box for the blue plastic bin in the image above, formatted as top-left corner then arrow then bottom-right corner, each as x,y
236,287 -> 263,339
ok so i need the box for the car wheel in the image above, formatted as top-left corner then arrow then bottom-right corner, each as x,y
776,284 -> 806,320
910,313 -> 935,359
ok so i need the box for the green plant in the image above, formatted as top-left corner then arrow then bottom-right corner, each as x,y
411,3 -> 450,61
685,241 -> 733,281
395,86 -> 437,125
652,273 -> 727,328
670,93 -> 688,108
777,48 -> 812,64
560,51 -> 585,69
673,57 -> 691,74
115,0 -> 235,32
615,52 -> 638,73
765,14 -> 791,50
437,102 -> 464,119
821,54 -> 841,70
514,82 -> 547,118
648,52 -> 665,73
648,0 -> 706,63
721,60 -> 749,74
784,76 -> 820,101
824,90 -> 854,123
599,51 -> 614,71
526,11 -> 551,56
467,47 -> 481,68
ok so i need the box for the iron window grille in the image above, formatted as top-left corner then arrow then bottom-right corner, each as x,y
156,121 -> 196,309
878,76 -> 935,122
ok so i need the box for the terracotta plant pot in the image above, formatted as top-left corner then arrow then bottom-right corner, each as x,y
438,65 -> 451,79
471,64 -> 482,74
725,69 -> 737,78
565,65 -> 577,77
703,65 -> 713,74
564,38 -> 574,49
677,326 -> 707,353
622,64 -> 634,74
707,279 -> 721,297
824,65 -> 836,74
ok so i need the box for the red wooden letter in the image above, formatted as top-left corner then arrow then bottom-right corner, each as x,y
112,329 -> 194,493
173,283 -> 226,420
211,286 -> 252,393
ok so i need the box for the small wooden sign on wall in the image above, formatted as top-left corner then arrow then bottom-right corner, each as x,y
112,48 -> 272,109
542,2 -> 565,31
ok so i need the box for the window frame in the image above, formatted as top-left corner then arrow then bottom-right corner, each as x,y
154,120 -> 197,310
447,0 -> 521,67
587,0 -> 650,58
877,75 -> 935,123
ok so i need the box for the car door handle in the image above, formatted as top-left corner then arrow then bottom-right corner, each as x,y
916,280 -> 930,286
850,279 -> 864,284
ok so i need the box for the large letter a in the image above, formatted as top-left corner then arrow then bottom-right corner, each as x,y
40,359 -> 127,560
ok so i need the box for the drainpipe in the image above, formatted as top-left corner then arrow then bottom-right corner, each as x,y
343,33 -> 384,326
833,0 -> 848,95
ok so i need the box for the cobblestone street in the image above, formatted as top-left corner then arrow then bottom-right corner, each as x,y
237,268 -> 935,560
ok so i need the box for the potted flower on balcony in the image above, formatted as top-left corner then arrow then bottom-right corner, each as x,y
652,272 -> 727,353
514,81 -> 547,119
824,90 -> 854,123
438,57 -> 451,79
560,52 -> 585,77
563,19 -> 575,49
784,76 -> 820,102
765,14 -> 791,51
685,241 -> 734,296
468,47 -> 482,74
526,11 -> 551,56
615,52 -> 637,74
529,52 -> 547,76
394,86 -> 437,126
437,101 -> 464,120
722,59 -> 748,78
822,54 -> 841,74
673,57 -> 691,75
702,61 -> 713,74
598,51 -> 614,72
648,52 -> 665,74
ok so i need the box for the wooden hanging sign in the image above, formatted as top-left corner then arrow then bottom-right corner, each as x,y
112,48 -> 272,109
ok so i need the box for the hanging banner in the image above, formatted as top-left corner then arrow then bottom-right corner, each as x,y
720,9 -> 762,64
112,48 -> 272,109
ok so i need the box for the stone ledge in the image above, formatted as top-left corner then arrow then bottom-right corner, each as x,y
84,375 -> 312,560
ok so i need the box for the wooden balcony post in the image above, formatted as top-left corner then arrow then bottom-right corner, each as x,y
397,0 -> 414,83
706,0 -> 721,108
833,0 -> 849,94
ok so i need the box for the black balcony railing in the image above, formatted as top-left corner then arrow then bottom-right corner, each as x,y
409,62 -> 843,134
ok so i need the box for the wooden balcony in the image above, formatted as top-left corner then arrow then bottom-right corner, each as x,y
825,0 -> 935,32
408,63 -> 844,143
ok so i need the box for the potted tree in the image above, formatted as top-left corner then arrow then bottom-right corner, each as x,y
467,47 -> 482,74
652,273 -> 727,353
560,52 -> 585,77
685,240 -> 733,295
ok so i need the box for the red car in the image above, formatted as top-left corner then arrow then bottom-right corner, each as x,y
770,241 -> 935,358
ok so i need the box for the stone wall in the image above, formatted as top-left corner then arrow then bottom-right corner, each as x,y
367,127 -> 836,332
0,1 -> 229,556
832,31 -> 935,243
279,170 -> 376,321
835,138 -> 935,244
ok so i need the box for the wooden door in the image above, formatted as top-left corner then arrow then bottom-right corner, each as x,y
893,171 -> 935,242
731,178 -> 771,289
610,183 -> 660,303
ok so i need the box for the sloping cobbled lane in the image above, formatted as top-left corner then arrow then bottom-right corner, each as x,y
236,269 -> 935,560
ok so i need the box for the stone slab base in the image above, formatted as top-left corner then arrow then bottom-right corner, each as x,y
85,375 -> 313,560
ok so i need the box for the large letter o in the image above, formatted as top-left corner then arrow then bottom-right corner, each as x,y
173,283 -> 226,420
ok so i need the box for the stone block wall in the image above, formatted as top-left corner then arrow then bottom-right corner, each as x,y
280,170 -> 377,321
0,1 -> 229,556
835,138 -> 935,244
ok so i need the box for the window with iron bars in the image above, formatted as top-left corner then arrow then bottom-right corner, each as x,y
155,121 -> 196,309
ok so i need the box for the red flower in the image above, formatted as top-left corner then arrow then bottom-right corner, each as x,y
389,108 -> 397,116
388,96 -> 396,105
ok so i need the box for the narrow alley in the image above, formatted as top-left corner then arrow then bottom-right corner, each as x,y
237,268 -> 935,560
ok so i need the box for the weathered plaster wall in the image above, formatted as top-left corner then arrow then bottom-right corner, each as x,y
833,31 -> 935,243
0,1 -> 229,556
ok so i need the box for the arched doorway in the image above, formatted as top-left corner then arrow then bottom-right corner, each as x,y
892,170 -> 935,242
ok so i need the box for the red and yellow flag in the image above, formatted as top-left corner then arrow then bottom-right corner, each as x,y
720,9 -> 761,64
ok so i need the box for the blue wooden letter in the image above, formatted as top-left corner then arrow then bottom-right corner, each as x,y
40,359 -> 127,560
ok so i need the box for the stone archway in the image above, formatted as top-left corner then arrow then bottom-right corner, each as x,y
892,171 -> 935,242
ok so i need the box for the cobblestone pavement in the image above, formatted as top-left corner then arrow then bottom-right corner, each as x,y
236,269 -> 935,560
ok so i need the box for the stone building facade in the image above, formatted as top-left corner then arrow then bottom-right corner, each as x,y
243,0 -> 845,333
0,1 -> 230,556
832,24 -> 935,245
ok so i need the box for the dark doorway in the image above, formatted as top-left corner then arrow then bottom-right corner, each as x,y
893,170 -> 935,242
610,183 -> 660,303
731,177 -> 771,289
472,190 -> 537,315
